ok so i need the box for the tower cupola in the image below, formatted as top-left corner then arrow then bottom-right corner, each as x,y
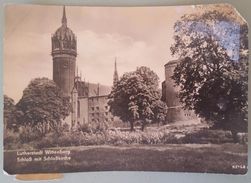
51,6 -> 77,57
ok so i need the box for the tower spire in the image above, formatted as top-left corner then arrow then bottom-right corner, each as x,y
115,57 -> 117,72
62,6 -> 67,27
76,66 -> 78,77
113,57 -> 119,86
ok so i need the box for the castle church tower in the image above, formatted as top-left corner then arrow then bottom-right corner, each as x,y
51,6 -> 77,96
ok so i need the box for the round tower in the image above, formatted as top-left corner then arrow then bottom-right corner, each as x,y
164,59 -> 198,123
51,6 -> 77,96
164,60 -> 181,108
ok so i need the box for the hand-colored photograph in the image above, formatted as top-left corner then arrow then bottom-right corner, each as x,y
3,4 -> 248,174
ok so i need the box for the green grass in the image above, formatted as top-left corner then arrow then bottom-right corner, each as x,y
4,143 -> 247,175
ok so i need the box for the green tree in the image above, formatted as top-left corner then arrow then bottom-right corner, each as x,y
170,5 -> 248,139
16,78 -> 71,136
108,66 -> 166,131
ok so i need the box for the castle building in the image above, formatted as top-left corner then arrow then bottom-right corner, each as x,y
162,59 -> 198,123
51,7 -> 118,129
52,7 -> 197,128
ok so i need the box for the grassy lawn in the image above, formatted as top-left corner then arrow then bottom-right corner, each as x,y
4,143 -> 247,175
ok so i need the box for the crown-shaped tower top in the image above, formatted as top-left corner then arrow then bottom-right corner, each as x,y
51,6 -> 77,57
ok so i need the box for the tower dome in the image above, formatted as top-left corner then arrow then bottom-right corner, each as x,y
51,6 -> 77,57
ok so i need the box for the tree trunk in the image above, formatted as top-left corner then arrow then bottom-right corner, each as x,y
141,121 -> 145,131
231,130 -> 238,143
130,121 -> 134,132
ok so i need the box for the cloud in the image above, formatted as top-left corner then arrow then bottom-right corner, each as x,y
76,29 -> 173,87
4,5 -> 191,102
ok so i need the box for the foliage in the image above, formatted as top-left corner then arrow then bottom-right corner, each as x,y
78,120 -> 109,134
4,129 -> 19,148
170,6 -> 248,134
3,95 -> 18,130
16,78 -> 71,135
19,126 -> 45,143
13,127 -> 238,149
5,122 -> 245,150
4,129 -> 35,150
109,66 -> 167,131
152,100 -> 168,125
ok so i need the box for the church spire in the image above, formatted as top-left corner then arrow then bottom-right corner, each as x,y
62,6 -> 67,27
113,57 -> 119,86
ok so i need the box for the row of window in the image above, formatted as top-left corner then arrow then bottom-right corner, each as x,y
90,112 -> 110,117
184,113 -> 191,117
89,97 -> 108,102
90,105 -> 109,111
91,117 -> 114,122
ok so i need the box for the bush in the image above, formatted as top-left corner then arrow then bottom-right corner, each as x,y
4,129 -> 35,150
182,129 -> 233,144
57,133 -> 80,146
4,129 -> 20,149
35,133 -> 58,148
78,121 -> 109,134
5,124 -> 238,149
19,126 -> 43,143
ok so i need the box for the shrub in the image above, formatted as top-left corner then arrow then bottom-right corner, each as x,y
6,124 -> 238,149
57,133 -> 78,146
19,126 -> 43,143
182,129 -> 233,144
78,121 -> 109,134
35,133 -> 58,148
4,129 -> 20,149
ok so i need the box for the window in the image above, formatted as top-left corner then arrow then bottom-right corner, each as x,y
96,106 -> 99,110
92,113 -> 94,117
105,112 -> 108,116
91,107 -> 94,111
105,106 -> 108,110
77,100 -> 80,117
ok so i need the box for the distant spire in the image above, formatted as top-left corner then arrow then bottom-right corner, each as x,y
62,6 -> 67,27
113,57 -> 119,86
97,83 -> 100,96
76,66 -> 78,77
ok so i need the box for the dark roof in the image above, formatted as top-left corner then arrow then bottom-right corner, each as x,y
88,83 -> 112,97
164,59 -> 181,67
76,81 -> 112,97
53,26 -> 76,41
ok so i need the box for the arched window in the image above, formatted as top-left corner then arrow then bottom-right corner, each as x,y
77,100 -> 80,118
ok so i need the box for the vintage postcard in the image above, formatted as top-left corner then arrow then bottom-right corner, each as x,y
3,4 -> 248,174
